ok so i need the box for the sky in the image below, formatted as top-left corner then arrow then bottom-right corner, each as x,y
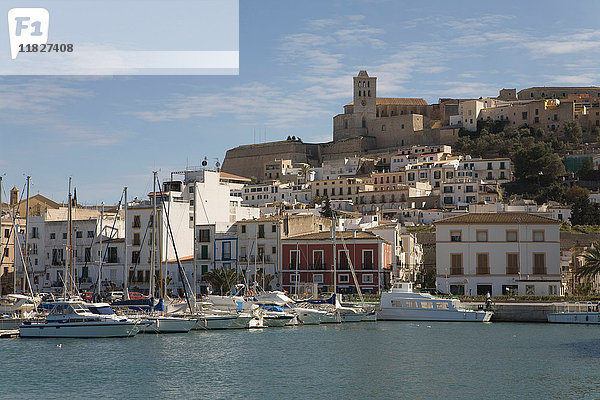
1,0 -> 600,205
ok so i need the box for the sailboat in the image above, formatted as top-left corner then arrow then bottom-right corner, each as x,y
139,172 -> 197,334
20,179 -> 143,338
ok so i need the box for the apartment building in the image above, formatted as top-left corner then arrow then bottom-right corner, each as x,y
311,177 -> 373,203
435,213 -> 561,296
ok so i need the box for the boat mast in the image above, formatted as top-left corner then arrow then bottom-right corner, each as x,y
332,216 -> 336,297
150,171 -> 157,299
123,187 -> 128,298
23,176 -> 30,293
192,181 -> 197,307
68,178 -> 74,295
295,241 -> 299,297
98,202 -> 104,298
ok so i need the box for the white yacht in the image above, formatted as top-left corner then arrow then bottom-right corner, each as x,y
140,316 -> 197,334
547,302 -> 600,324
19,301 -> 141,338
378,281 -> 492,322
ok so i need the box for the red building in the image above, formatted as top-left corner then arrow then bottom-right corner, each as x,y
281,231 -> 392,294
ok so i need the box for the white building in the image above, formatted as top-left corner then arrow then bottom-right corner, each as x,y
456,157 -> 512,183
435,213 -> 561,296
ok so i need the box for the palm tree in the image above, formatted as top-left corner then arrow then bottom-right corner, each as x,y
202,267 -> 242,295
300,164 -> 311,184
579,242 -> 600,277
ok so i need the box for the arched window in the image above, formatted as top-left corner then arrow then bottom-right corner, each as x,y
368,90 -> 371,97
367,81 -> 370,88
362,118 -> 366,128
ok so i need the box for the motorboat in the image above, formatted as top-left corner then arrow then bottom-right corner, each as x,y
547,302 -> 600,324
19,301 -> 141,338
140,315 -> 197,334
252,291 -> 324,325
378,281 -> 492,322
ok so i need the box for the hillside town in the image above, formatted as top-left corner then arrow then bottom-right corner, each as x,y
3,71 -> 600,300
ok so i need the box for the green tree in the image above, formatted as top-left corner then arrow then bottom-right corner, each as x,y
564,186 -> 590,205
563,121 -> 583,145
579,242 -> 600,278
202,267 -> 242,295
513,141 -> 565,185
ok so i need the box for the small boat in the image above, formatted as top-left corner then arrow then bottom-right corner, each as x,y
378,281 -> 492,322
141,316 -> 197,334
547,302 -> 600,324
261,305 -> 295,327
19,301 -> 141,338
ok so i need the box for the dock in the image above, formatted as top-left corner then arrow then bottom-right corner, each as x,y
0,329 -> 19,338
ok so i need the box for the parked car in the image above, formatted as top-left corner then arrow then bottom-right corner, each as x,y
128,292 -> 148,300
106,291 -> 124,302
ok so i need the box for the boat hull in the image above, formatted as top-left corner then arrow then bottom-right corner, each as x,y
340,312 -> 366,323
193,315 -> 238,330
294,309 -> 323,325
142,317 -> 196,334
377,308 -> 492,322
320,312 -> 342,324
19,321 -> 139,338
263,315 -> 294,327
548,313 -> 600,324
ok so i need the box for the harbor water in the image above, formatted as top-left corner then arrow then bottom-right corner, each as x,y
1,322 -> 600,399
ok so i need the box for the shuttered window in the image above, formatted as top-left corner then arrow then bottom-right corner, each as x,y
506,253 -> 519,274
476,253 -> 490,275
450,253 -> 463,275
533,253 -> 546,274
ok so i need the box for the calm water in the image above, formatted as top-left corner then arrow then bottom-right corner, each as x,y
1,322 -> 600,399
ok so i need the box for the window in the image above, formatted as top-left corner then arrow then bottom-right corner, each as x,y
391,300 -> 403,307
506,230 -> 518,242
450,285 -> 465,295
31,227 -> 39,239
50,233 -> 56,239
362,250 -> 373,269
222,242 -> 231,260
362,274 -> 373,283
476,230 -> 488,242
313,274 -> 323,283
522,112 -> 527,120
312,250 -> 324,269
421,301 -> 433,309
258,225 -> 265,238
76,231 -> 82,239
476,253 -> 490,275
271,224 -> 277,233
241,225 -> 246,234
199,229 -> 210,242
84,247 -> 91,262
62,232 -> 68,240
450,230 -> 462,242
338,274 -> 349,283
131,251 -> 140,264
133,215 -> 141,228
338,250 -> 349,268
290,273 -> 300,283
533,253 -> 546,274
506,253 -> 519,274
87,231 -> 94,238
289,250 -> 300,269
3,229 -> 8,238
533,230 -> 544,242
133,233 -> 140,246
200,245 -> 209,260
450,253 -> 463,275
436,302 -> 449,309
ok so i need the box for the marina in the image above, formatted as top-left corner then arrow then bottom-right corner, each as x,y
2,322 -> 600,399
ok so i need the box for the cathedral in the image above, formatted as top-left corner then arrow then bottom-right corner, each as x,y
332,70 -> 441,148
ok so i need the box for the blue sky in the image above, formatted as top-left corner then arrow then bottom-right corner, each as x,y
1,0 -> 600,204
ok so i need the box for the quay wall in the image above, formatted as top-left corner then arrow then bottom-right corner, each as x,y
463,302 -> 561,322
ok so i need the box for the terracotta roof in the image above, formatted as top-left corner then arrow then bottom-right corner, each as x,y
434,213 -> 560,225
346,97 -> 428,106
284,231 -> 391,244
